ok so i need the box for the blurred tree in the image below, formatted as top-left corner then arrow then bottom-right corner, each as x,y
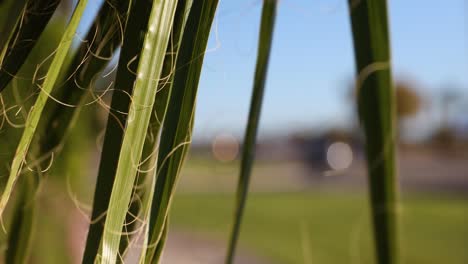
394,81 -> 422,120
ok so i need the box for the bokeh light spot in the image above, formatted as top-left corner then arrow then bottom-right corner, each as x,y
212,133 -> 239,162
326,141 -> 353,171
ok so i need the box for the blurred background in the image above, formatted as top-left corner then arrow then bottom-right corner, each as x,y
1,0 -> 468,263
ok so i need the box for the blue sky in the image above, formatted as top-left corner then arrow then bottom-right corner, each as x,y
193,0 -> 468,140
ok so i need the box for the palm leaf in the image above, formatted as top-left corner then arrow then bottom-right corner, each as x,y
145,0 -> 219,262
40,0 -> 127,157
98,1 -> 178,263
0,0 -> 89,218
81,0 -> 156,262
119,0 -> 192,257
347,1 -> 398,263
0,0 -> 60,92
5,169 -> 37,263
0,19 -> 65,263
225,1 -> 277,263
0,0 -> 28,63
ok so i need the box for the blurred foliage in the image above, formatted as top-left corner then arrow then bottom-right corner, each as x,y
395,82 -> 422,119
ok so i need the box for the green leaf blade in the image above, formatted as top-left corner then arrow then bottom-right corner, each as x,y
118,0 -> 192,258
0,0 -> 89,218
99,1 -> 178,263
225,1 -> 277,263
0,0 -> 60,92
145,0 -> 219,262
81,0 -> 155,261
5,173 -> 37,264
41,0 -> 127,155
0,0 -> 28,60
347,1 -> 398,264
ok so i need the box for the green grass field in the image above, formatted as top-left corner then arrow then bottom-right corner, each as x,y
170,191 -> 468,264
